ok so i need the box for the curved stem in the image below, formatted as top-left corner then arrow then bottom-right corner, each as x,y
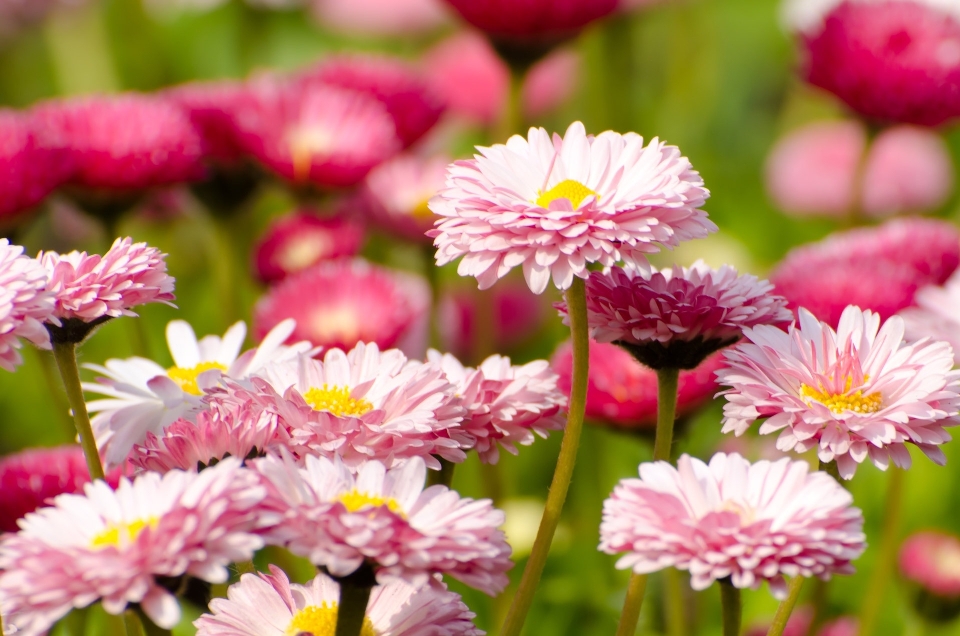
767,576 -> 805,636
335,565 -> 375,636
858,467 -> 905,636
665,568 -> 687,636
615,573 -> 648,636
123,609 -> 146,636
721,581 -> 742,636
499,278 -> 589,636
52,341 -> 105,481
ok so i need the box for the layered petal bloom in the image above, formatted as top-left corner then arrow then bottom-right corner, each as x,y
599,453 -> 866,597
717,306 -> 960,478
0,239 -> 55,372
427,349 -> 566,463
552,340 -> 723,429
430,121 -> 715,294
83,318 -> 311,468
902,269 -> 960,364
442,0 -> 617,40
564,261 -> 790,369
254,454 -> 512,594
0,110 -> 73,221
770,218 -> 960,327
361,153 -> 448,244
253,211 -> 365,283
0,458 -> 267,634
195,565 -> 481,636
253,258 -> 430,353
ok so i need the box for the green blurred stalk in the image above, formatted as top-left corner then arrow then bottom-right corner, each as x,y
44,3 -> 119,95
499,278 -> 589,636
426,458 -> 456,488
858,468 -> 906,636
32,347 -> 75,440
52,341 -> 104,481
665,568 -> 687,636
335,565 -> 375,636
767,576 -> 805,636
720,581 -> 742,636
123,610 -> 146,636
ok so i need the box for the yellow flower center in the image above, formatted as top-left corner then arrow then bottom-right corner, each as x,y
91,517 -> 158,549
276,234 -> 333,273
289,127 -> 334,182
309,305 -> 362,346
411,198 -> 434,219
167,362 -> 227,396
799,375 -> 883,415
337,489 -> 404,516
303,385 -> 373,417
535,179 -> 599,209
717,500 -> 756,525
285,603 -> 377,636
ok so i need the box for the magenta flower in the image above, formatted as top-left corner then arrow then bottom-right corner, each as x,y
564,261 -> 790,369
0,239 -> 55,371
253,211 -> 365,283
253,258 -> 429,353
422,32 -> 509,126
254,454 -> 512,595
165,79 -> 256,164
718,306 -> 960,478
0,458 -> 267,633
361,152 -> 448,244
0,110 -> 72,221
195,565 -> 481,636
428,349 -> 566,463
599,452 -> 865,597
552,340 -> 724,429
442,0 -> 617,40
430,121 -> 714,294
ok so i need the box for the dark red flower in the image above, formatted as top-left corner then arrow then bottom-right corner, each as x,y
0,110 -> 72,222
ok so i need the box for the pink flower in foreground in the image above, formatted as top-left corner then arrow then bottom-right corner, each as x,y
0,110 -> 72,221
255,454 -> 512,595
563,261 -> 790,369
254,258 -> 429,353
599,453 -> 865,598
442,0 -> 617,40
718,306 -> 960,478
430,121 -> 715,294
361,153 -> 448,244
902,269 -> 960,364
0,240 -> 55,371
428,349 -> 566,463
770,218 -> 960,327
195,565 -> 481,636
253,211 -> 365,283
0,459 -> 267,634
422,32 -> 508,126
552,340 -> 723,429
310,0 -> 449,37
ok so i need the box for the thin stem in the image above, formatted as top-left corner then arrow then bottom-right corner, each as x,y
858,467 -> 906,636
123,609 -> 147,636
421,244 -> 442,351
31,347 -> 74,440
426,458 -> 456,488
52,341 -> 104,480
335,566 -> 376,636
720,581 -> 742,636
767,576 -> 805,636
664,568 -> 687,636
615,573 -> 648,636
499,278 -> 589,636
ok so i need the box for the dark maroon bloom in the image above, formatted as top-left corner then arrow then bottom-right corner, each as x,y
442,0 -> 617,40
801,1 -> 960,127
253,211 -> 365,283
0,110 -> 72,222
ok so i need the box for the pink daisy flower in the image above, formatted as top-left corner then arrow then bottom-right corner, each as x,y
427,349 -> 566,464
599,452 -> 866,598
902,269 -> 960,364
253,258 -> 430,353
0,239 -> 55,372
0,110 -> 73,222
254,454 -> 512,594
195,565 -> 481,636
165,79 -> 257,165
563,261 -> 791,369
900,530 -> 960,597
746,608 -> 858,636
0,458 -> 268,634
442,0 -> 617,40
429,121 -> 714,294
422,32 -> 509,126
552,340 -> 724,430
522,48 -> 580,118
770,218 -> 960,327
361,153 -> 448,244
717,306 -> 960,479
253,211 -> 365,283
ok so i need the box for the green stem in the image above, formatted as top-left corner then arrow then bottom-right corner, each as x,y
499,277 -> 589,636
123,609 -> 147,636
426,458 -> 456,488
615,573 -> 649,636
52,341 -> 104,481
766,576 -> 805,636
335,566 -> 376,636
32,347 -> 75,440
43,2 -> 119,96
665,568 -> 687,636
858,467 -> 905,636
720,581 -> 742,636
421,244 -> 442,351
234,560 -> 256,576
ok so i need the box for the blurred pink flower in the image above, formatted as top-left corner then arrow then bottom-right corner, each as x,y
0,110 -> 72,222
522,48 -> 581,118
195,565 -> 481,636
361,152 -> 448,243
442,0 -> 617,40
253,258 -> 429,352
900,530 -> 960,598
0,458 -> 267,633
552,340 -> 723,429
600,453 -> 865,598
254,454 -> 512,594
165,79 -> 256,164
253,211 -> 365,283
422,32 -> 508,126
0,240 -> 55,372
902,269 -> 960,364
718,306 -> 960,479
745,608 -> 858,636
430,121 -> 714,294
311,0 -> 449,36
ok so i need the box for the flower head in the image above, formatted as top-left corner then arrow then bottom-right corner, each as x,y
0,110 -> 72,221
254,454 -> 511,594
899,530 -> 960,622
902,269 -> 960,364
165,79 -> 257,164
361,153 -> 448,244
718,306 -> 960,478
599,452 -> 865,598
0,240 -> 55,372
442,0 -> 617,40
430,121 -> 714,294
253,211 -> 365,283
0,458 -> 267,634
195,565 -> 481,636
422,32 -> 509,126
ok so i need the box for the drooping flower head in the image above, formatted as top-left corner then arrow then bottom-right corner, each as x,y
0,458 -> 267,634
562,261 -> 791,369
899,530 -> 960,622
718,306 -> 960,478
361,153 -> 448,244
254,454 -> 512,595
552,340 -> 724,429
599,452 -> 866,598
253,258 -> 430,353
195,565 -> 482,636
770,218 -> 960,327
0,240 -> 55,372
0,110 -> 73,222
253,211 -> 365,283
428,349 -> 566,464
430,121 -> 715,294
